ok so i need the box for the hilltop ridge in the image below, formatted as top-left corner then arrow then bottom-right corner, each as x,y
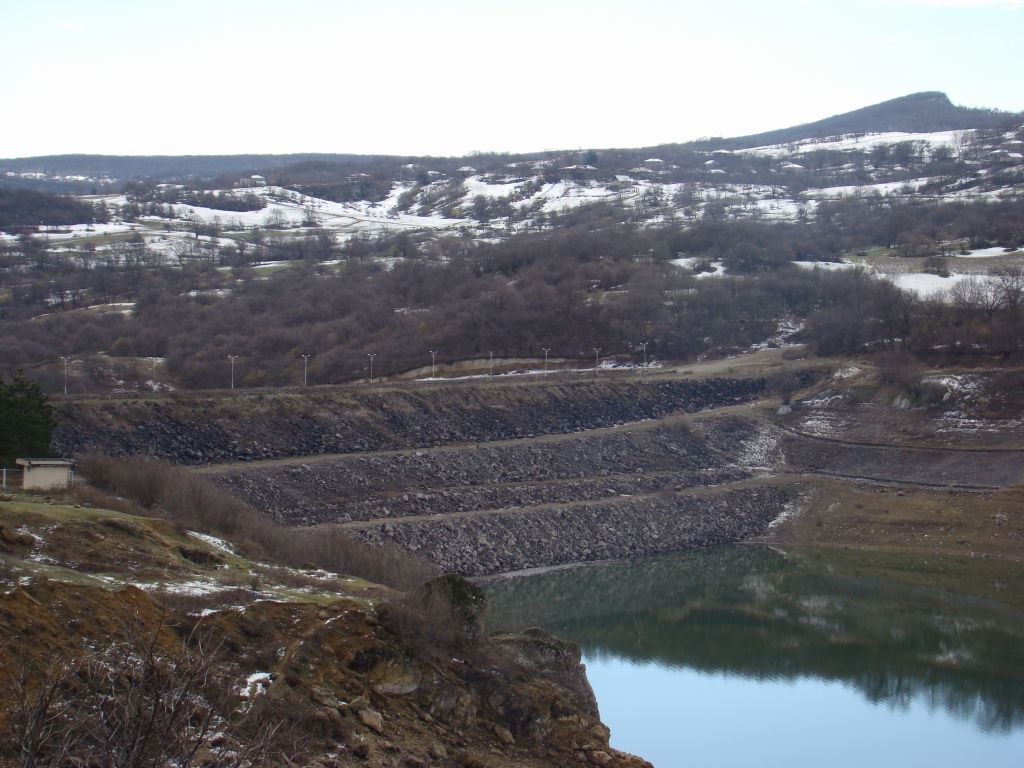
704,91 -> 1017,150
2,92 -> 1019,188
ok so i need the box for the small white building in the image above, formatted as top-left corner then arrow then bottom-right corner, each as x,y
16,459 -> 75,491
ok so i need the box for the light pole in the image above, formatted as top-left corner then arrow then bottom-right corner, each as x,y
60,356 -> 71,396
151,359 -> 159,390
543,347 -> 550,375
367,353 -> 376,384
593,347 -> 601,374
429,350 -> 437,379
488,351 -> 494,377
301,354 -> 311,387
228,355 -> 238,389
640,342 -> 648,374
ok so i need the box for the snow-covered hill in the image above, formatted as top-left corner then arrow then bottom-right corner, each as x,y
3,93 -> 1022,295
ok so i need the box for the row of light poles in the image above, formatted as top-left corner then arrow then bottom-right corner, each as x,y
55,343 -> 652,395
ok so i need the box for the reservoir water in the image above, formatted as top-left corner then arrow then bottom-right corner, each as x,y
485,546 -> 1024,768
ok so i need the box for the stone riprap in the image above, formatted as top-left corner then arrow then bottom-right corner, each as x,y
347,485 -> 793,576
211,419 -> 762,525
54,377 -> 767,464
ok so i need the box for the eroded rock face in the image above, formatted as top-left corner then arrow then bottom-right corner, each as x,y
0,578 -> 652,768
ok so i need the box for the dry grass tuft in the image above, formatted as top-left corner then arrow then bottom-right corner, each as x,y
77,453 -> 437,590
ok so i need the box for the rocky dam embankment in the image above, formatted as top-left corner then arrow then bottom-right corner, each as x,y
54,376 -> 767,463
210,417 -> 763,525
57,374 -> 804,577
206,409 -> 795,576
347,484 -> 794,576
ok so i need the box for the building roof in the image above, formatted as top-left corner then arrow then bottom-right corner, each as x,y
16,458 -> 75,468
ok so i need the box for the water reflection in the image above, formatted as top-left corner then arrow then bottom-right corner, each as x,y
485,546 -> 1024,733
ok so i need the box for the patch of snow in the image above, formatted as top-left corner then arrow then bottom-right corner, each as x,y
955,246 -> 1018,259
696,261 -> 726,278
462,175 -> 522,200
752,198 -> 805,221
798,415 -> 844,438
886,272 -> 997,298
802,178 -> 933,200
740,130 -> 960,158
923,375 -> 977,393
189,531 -> 236,554
934,411 -> 1023,436
833,366 -> 862,380
238,671 -> 272,699
185,288 -> 233,298
792,260 -> 860,271
736,424 -> 780,473
767,496 -> 803,530
672,256 -> 726,277
137,579 -> 233,596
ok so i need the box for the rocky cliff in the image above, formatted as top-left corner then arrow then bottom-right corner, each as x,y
0,496 -> 651,768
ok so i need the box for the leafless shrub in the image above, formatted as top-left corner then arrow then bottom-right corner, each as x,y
3,617 -> 284,768
876,351 -> 946,408
259,526 -> 436,592
660,412 -> 706,443
379,573 -> 487,657
876,350 -> 923,391
71,483 -> 147,517
770,370 -> 800,405
251,564 -> 345,593
6,649 -> 84,768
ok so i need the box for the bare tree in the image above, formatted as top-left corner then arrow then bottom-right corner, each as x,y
4,615 -> 283,768
8,651 -> 85,768
952,130 -> 974,162
994,267 -> 1024,320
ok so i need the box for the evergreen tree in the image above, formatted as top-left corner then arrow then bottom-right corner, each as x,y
0,372 -> 57,467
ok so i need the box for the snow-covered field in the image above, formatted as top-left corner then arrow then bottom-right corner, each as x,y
802,177 -> 934,200
956,246 -> 1020,259
884,272 -> 999,298
739,130 -> 961,158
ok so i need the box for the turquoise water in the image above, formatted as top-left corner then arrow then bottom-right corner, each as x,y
485,547 -> 1024,767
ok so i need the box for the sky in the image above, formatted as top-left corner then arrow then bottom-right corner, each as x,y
1,0 -> 1022,158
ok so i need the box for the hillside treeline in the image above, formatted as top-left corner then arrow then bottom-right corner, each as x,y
2,198 -> 1023,392
0,188 -> 106,229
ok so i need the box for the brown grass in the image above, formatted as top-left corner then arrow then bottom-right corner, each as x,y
77,453 -> 437,590
766,478 -> 1024,566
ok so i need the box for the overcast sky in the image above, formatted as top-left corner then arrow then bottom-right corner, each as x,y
2,0 -> 1022,158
